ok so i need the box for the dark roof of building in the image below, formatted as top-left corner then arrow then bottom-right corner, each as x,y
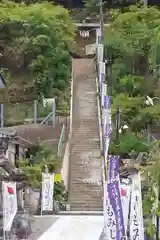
2,124 -> 63,147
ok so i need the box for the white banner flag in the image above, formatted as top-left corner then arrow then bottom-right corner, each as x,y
41,173 -> 54,211
130,172 -> 144,240
96,28 -> 101,44
2,181 -> 17,231
101,83 -> 107,107
120,179 -> 131,234
101,83 -> 107,95
99,61 -> 105,75
99,61 -> 105,85
98,44 -> 104,63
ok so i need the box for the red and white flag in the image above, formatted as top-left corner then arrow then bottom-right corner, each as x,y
120,182 -> 131,233
2,182 -> 17,231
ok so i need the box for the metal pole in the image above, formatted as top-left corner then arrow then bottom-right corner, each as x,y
0,104 -> 4,128
52,98 -> 56,127
100,0 -> 104,42
34,100 -> 37,124
116,107 -> 120,145
143,0 -> 148,7
147,124 -> 150,142
45,165 -> 49,174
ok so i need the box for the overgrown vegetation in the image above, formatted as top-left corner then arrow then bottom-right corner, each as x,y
103,5 -> 160,237
19,143 -> 68,209
104,5 -> 160,134
0,0 -> 74,125
0,1 -> 75,98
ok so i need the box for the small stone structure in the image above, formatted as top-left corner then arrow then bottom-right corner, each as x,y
0,130 -> 32,239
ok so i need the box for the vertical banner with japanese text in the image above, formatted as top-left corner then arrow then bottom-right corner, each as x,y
41,173 -> 54,212
130,172 -> 144,240
106,155 -> 127,240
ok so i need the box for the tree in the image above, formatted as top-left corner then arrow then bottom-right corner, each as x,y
104,6 -> 160,132
83,0 -> 99,15
104,5 -> 160,87
0,1 -> 75,99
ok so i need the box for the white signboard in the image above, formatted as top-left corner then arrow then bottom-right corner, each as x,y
41,173 -> 54,211
130,173 -> 144,240
2,181 -> 17,231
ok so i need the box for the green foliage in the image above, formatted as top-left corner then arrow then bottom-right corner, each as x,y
83,0 -> 99,15
0,1 -> 75,98
116,75 -> 152,97
54,181 -> 68,210
109,133 -> 149,157
19,143 -> 68,207
19,143 -> 60,188
104,5 -> 160,91
106,6 -> 160,132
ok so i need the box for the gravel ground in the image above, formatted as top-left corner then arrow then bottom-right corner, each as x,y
31,216 -> 59,240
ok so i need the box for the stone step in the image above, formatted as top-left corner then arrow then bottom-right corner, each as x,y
69,166 -> 102,172
70,149 -> 100,154
70,141 -> 100,146
70,164 -> 102,169
72,129 -> 99,133
71,138 -> 100,143
70,207 -> 103,211
69,195 -> 102,201
72,127 -> 99,131
72,120 -> 99,124
70,204 -> 102,212
59,211 -> 103,216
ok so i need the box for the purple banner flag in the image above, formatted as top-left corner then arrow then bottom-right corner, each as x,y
104,95 -> 111,110
108,155 -> 119,182
106,155 -> 127,240
99,62 -> 105,87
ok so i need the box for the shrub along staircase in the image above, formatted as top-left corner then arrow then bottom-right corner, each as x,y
68,58 -> 102,211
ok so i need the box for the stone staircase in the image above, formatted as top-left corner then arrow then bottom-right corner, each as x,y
68,58 -> 102,211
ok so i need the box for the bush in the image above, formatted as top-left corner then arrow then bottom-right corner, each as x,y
54,181 -> 68,210
109,133 -> 150,157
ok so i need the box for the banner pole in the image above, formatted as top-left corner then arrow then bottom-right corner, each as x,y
3,229 -> 5,240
